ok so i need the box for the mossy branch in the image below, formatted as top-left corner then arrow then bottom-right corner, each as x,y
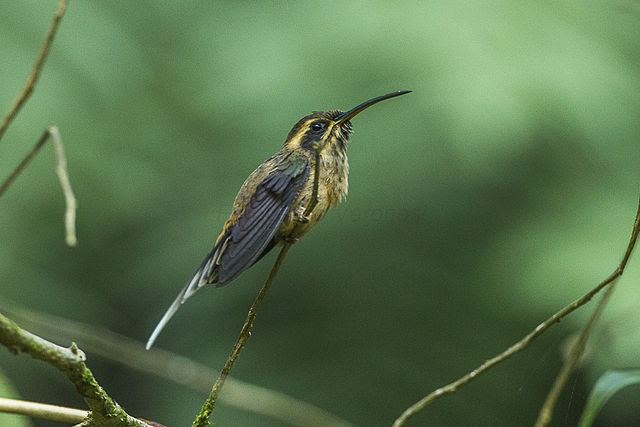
0,312 -> 153,426
0,298 -> 352,427
0,1 -> 139,425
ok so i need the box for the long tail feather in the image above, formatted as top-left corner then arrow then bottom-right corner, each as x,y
146,257 -> 213,349
145,285 -> 188,350
146,234 -> 229,349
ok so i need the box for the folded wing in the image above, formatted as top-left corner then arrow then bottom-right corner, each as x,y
146,152 -> 309,349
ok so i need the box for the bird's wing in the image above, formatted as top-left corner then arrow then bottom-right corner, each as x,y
215,153 -> 309,284
146,152 -> 309,349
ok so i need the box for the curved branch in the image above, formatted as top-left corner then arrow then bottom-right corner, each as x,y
393,197 -> 640,427
534,279 -> 616,426
0,298 -> 351,427
0,312 -> 151,426
0,0 -> 67,142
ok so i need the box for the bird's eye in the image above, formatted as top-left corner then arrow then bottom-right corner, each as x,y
310,122 -> 325,133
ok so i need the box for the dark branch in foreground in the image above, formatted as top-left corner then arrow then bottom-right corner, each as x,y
0,298 -> 352,427
0,0 -> 67,142
393,197 -> 640,427
0,312 -> 152,426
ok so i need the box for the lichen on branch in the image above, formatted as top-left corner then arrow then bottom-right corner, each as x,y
0,312 -> 152,427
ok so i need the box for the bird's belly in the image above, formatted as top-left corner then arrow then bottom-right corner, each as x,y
277,182 -> 335,240
277,148 -> 348,241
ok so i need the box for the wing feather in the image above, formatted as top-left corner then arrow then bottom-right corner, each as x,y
146,152 -> 309,349
218,159 -> 309,283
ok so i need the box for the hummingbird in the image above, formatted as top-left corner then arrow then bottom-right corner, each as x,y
146,90 -> 411,349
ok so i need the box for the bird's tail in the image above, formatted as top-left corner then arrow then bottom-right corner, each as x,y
145,246 -> 221,350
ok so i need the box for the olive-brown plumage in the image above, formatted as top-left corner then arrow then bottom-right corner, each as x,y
147,91 -> 411,349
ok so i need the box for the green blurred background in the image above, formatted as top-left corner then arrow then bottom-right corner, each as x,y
1,1 -> 640,426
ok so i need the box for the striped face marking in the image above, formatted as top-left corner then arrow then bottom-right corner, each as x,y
284,112 -> 352,153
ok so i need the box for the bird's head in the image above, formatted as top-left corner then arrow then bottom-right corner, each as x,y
283,90 -> 411,153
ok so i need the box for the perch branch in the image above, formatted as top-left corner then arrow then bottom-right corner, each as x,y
393,196 -> 640,427
0,126 -> 78,246
192,243 -> 292,427
0,312 -> 151,426
0,298 -> 351,427
0,0 -> 67,142
193,151 -> 323,426
0,397 -> 87,424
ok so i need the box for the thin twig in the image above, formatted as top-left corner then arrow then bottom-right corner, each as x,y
0,312 -> 151,426
49,126 -> 78,246
0,298 -> 352,427
193,150 -> 324,426
0,397 -> 87,424
0,129 -> 49,196
534,283 -> 616,426
0,0 -> 67,142
192,243 -> 292,427
0,126 -> 78,246
393,197 -> 640,427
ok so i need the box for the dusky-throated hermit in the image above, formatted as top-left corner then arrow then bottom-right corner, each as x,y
146,90 -> 411,349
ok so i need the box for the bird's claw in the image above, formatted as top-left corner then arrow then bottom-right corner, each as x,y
283,235 -> 299,244
297,206 -> 310,223
298,213 -> 310,223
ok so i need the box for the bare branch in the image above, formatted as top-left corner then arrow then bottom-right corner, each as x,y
0,126 -> 78,246
534,281 -> 616,426
193,154 -> 324,426
0,397 -> 87,424
393,197 -> 640,427
49,126 -> 78,246
192,243 -> 293,427
0,129 -> 49,196
0,298 -> 353,427
0,312 -> 151,426
0,0 -> 67,142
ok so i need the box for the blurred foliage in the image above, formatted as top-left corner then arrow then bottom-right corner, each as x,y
1,1 -> 640,426
579,369 -> 640,427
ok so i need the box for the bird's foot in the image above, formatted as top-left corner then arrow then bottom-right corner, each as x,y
297,206 -> 310,223
282,235 -> 299,244
298,214 -> 310,223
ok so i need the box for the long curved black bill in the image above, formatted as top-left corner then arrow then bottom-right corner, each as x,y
336,90 -> 412,124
